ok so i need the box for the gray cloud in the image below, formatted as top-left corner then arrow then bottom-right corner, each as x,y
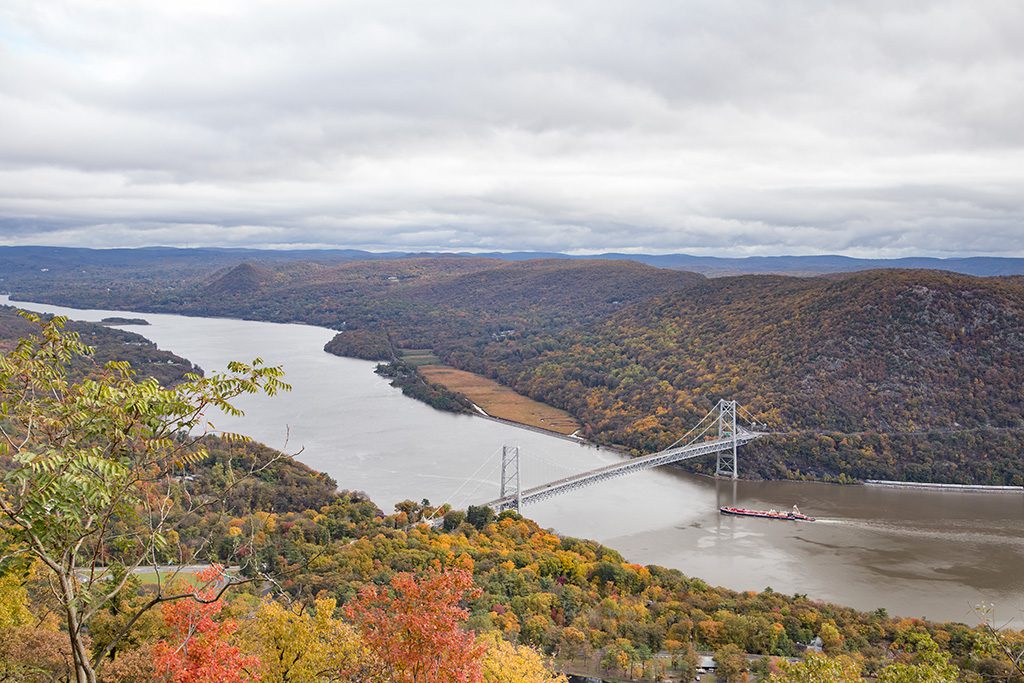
1,0 -> 1022,256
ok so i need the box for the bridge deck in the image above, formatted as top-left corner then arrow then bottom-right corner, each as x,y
485,430 -> 762,511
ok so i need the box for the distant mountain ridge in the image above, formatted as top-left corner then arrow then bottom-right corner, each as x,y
490,252 -> 1024,277
2,245 -> 1024,277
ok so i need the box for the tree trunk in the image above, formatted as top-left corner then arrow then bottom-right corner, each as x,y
61,573 -> 97,683
68,613 -> 97,683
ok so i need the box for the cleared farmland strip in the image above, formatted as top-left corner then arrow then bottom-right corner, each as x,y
418,365 -> 580,435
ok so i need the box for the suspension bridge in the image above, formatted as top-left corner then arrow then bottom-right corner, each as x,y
431,399 -> 766,517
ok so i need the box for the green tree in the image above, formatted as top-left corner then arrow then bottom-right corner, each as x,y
976,604 -> 1024,677
467,505 -> 496,529
876,633 -> 960,683
443,509 -> 467,531
600,639 -> 635,676
819,621 -> 845,654
0,314 -> 287,683
770,652 -> 864,682
715,643 -> 749,682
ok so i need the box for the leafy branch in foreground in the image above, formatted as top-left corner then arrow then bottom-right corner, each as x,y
975,603 -> 1024,678
0,312 -> 288,683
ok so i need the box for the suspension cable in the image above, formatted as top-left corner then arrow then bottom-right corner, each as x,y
663,404 -> 719,450
448,455 -> 504,513
523,450 -> 579,478
424,445 -> 503,522
679,414 -> 718,447
737,403 -> 764,429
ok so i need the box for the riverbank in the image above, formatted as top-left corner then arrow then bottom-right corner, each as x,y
866,479 -> 1024,493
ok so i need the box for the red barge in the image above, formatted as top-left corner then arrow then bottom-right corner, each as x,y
719,505 -> 815,522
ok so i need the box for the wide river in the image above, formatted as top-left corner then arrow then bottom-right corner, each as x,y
6,296 -> 1023,626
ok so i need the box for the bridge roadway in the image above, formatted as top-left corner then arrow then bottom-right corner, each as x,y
484,429 -> 763,512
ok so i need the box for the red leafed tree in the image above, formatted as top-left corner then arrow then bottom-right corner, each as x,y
152,565 -> 259,683
345,568 -> 485,683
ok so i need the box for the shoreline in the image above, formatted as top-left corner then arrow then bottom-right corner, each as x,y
866,479 -> 1024,493
470,411 -> 593,446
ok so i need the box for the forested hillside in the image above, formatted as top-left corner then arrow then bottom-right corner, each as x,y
0,306 -> 199,385
10,436 -> 1020,681
5,255 -> 1024,484
7,435 -> 1021,680
474,271 -> 1024,484
7,434 -> 1021,680
4,255 -> 703,359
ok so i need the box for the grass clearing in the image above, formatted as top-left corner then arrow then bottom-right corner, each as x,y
399,348 -> 441,367
418,365 -> 580,435
133,569 -> 205,588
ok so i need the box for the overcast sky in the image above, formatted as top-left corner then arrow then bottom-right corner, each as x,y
1,1 -> 1022,256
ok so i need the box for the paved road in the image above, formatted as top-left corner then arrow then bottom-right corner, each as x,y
76,564 -> 241,581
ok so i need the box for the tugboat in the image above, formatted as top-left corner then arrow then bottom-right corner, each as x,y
719,504 -> 816,522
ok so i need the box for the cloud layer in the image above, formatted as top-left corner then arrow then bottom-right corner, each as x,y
1,1 -> 1022,255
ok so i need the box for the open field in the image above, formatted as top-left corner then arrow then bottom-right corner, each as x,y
133,570 -> 204,587
398,348 -> 441,367
417,364 -> 581,435
77,564 -> 234,588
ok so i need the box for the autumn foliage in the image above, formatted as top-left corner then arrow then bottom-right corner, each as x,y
346,568 -> 485,683
1,312 -> 1022,682
153,566 -> 259,683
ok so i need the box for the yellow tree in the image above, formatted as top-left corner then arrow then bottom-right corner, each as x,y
769,652 -> 864,682
237,597 -> 373,683
0,568 -> 31,629
557,626 -> 587,663
479,631 -> 568,683
818,621 -> 845,654
715,643 -> 749,683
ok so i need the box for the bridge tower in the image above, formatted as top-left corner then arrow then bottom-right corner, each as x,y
715,399 -> 739,479
500,445 -> 522,512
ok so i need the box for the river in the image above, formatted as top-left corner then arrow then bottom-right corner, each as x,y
5,296 -> 1023,626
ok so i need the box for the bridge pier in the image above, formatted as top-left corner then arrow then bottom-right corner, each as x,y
500,445 -> 521,512
715,399 -> 739,479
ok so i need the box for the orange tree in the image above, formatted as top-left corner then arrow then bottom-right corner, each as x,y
153,565 -> 258,683
345,568 -> 484,683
